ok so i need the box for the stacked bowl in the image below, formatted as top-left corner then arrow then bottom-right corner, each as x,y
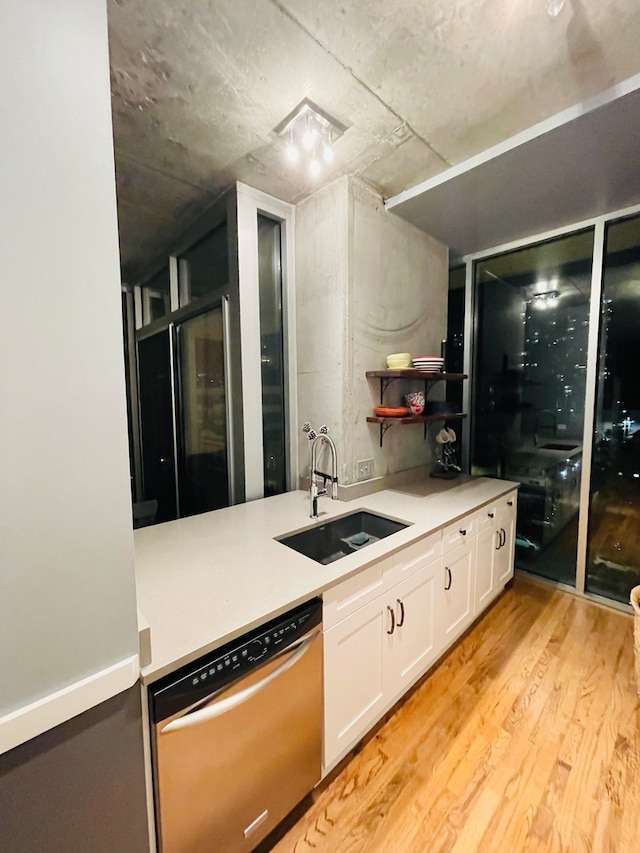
412,355 -> 444,373
386,352 -> 411,369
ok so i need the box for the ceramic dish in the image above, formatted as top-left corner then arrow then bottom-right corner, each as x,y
373,405 -> 411,418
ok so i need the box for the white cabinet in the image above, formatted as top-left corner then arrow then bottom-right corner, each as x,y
496,496 -> 516,586
323,594 -> 390,768
388,557 -> 440,697
474,490 -> 518,612
322,488 -> 518,772
323,535 -> 441,771
439,538 -> 476,648
475,523 -> 500,611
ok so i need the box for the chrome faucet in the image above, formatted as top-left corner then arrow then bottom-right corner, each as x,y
309,432 -> 338,518
534,409 -> 557,446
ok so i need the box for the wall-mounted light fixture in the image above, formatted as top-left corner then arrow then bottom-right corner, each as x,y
274,98 -> 347,179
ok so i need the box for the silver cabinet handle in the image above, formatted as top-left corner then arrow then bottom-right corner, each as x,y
387,605 -> 396,635
160,631 -> 317,733
396,598 -> 405,628
444,566 -> 452,590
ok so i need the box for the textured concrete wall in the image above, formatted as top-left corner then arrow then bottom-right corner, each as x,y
348,180 -> 448,482
296,177 -> 448,488
295,178 -> 350,485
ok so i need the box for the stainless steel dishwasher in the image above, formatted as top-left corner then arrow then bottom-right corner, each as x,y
149,598 -> 323,853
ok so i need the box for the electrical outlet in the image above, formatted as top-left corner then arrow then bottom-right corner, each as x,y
357,458 -> 374,481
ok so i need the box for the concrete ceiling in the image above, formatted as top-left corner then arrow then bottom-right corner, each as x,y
108,0 -> 640,282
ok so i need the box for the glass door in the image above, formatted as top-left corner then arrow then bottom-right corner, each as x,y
175,305 -> 229,517
137,329 -> 177,523
471,229 -> 594,585
586,214 -> 640,602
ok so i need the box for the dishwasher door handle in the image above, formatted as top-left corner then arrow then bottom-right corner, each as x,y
159,631 -> 317,734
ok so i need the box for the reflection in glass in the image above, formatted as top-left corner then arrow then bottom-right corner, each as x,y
587,215 -> 640,602
178,223 -> 229,307
142,265 -> 171,325
258,215 -> 287,496
137,329 -> 177,522
176,308 -> 229,517
472,230 -> 594,586
447,266 -> 466,458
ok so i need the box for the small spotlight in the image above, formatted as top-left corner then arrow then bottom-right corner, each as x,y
323,144 -> 334,163
286,143 -> 299,164
302,128 -> 316,150
309,158 -> 321,178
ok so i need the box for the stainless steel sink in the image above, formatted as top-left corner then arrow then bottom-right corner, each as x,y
277,510 -> 410,565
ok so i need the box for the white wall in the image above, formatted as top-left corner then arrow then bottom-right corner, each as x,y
0,0 -> 138,720
296,177 -> 448,486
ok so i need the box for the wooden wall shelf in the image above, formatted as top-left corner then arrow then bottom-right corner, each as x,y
366,369 -> 468,446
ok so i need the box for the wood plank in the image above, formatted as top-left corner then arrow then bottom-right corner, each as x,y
263,576 -> 638,853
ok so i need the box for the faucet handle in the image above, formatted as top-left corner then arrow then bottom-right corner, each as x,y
302,422 -> 311,433
307,429 -> 317,440
319,424 -> 329,434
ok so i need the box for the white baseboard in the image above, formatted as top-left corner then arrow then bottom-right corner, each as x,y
0,655 -> 139,755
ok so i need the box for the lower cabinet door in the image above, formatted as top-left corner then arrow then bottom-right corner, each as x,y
475,524 -> 499,612
496,503 -> 516,586
439,538 -> 476,648
389,559 -> 440,696
323,595 -> 390,770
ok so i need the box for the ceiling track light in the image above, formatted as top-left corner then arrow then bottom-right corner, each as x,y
274,98 -> 347,179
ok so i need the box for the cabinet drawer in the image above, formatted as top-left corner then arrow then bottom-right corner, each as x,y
497,490 -> 518,516
390,530 -> 442,585
323,556 -> 393,629
442,513 -> 477,552
476,503 -> 498,533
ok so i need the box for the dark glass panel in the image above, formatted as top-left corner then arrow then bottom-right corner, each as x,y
178,223 -> 229,306
471,229 -> 594,586
258,215 -> 287,497
176,308 -> 229,517
137,330 -> 177,523
586,215 -> 640,602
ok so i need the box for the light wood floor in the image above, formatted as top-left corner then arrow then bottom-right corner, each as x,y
267,575 -> 639,853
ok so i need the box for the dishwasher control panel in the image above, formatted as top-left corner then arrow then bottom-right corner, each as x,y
150,597 -> 322,723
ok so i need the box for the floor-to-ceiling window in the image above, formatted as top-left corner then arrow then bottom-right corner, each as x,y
471,229 -> 595,586
586,214 -> 640,602
458,206 -> 640,606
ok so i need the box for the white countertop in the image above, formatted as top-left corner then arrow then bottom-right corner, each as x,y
134,473 -> 517,684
